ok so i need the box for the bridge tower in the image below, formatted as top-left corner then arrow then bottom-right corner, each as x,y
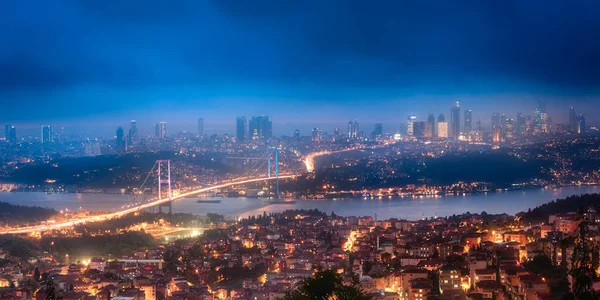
267,147 -> 279,199
157,160 -> 172,214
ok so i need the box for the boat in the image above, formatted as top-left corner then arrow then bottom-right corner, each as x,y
268,200 -> 296,204
196,199 -> 222,203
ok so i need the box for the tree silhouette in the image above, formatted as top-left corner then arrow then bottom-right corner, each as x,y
570,209 -> 599,300
34,267 -> 40,282
284,270 -> 370,300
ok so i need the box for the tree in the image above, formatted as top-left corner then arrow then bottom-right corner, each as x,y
44,280 -> 57,300
570,209 -> 598,300
524,254 -> 553,275
34,267 -> 41,282
284,270 -> 371,300
334,285 -> 371,300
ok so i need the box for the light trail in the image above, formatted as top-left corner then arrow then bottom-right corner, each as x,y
302,144 -> 391,172
0,175 -> 295,235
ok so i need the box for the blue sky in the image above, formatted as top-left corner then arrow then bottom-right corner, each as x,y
1,0 -> 599,136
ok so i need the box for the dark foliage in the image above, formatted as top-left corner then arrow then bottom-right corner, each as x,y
522,194 -> 600,224
41,231 -> 156,258
0,201 -> 56,225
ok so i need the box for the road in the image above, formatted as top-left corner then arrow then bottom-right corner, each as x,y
0,175 -> 295,235
303,143 -> 392,172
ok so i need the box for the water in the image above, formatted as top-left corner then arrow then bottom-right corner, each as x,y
0,185 -> 598,221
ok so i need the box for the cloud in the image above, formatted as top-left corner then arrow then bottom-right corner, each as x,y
0,0 -> 600,124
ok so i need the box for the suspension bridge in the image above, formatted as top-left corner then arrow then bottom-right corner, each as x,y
0,147 -> 293,235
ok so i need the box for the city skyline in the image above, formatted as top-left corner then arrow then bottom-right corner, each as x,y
0,104 -> 595,140
2,100 -> 594,139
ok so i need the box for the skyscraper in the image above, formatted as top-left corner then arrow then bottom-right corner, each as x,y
424,122 -> 433,138
427,114 -> 436,137
437,121 -> 448,138
372,123 -> 383,138
437,113 -> 445,123
464,109 -> 472,133
236,117 -> 247,142
248,115 -> 272,140
578,114 -> 586,134
129,120 -> 138,145
569,106 -> 578,132
4,125 -> 16,142
311,128 -> 323,142
197,118 -> 204,138
516,113 -> 526,136
407,114 -> 416,136
450,101 -> 460,138
155,122 -> 167,139
353,120 -> 359,138
491,113 -> 500,129
504,118 -> 514,140
294,129 -> 300,141
413,121 -> 426,137
116,127 -> 125,153
41,125 -> 52,143
347,121 -> 353,138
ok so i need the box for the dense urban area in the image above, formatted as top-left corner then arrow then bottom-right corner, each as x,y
0,194 -> 600,300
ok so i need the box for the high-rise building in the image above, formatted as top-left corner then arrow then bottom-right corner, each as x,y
128,120 -> 138,145
450,102 -> 460,138
353,120 -> 359,139
407,114 -> 416,136
424,122 -> 433,138
347,121 -> 353,138
427,114 -> 436,137
413,121 -> 426,137
294,129 -> 300,141
516,113 -> 526,136
236,117 -> 247,142
248,115 -> 272,140
372,123 -> 383,138
84,139 -> 101,157
4,125 -> 16,142
578,114 -> 586,134
569,106 -> 578,132
398,124 -> 407,136
504,118 -> 514,140
533,108 -> 542,134
491,113 -> 500,129
437,113 -> 445,122
333,128 -> 340,139
116,127 -> 126,153
525,115 -> 533,136
155,122 -> 167,139
492,126 -> 501,143
41,125 -> 52,143
311,128 -> 323,142
437,121 -> 448,138
464,109 -> 472,133
197,118 -> 204,138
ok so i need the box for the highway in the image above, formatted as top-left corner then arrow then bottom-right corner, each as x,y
303,144 -> 391,172
0,175 -> 294,235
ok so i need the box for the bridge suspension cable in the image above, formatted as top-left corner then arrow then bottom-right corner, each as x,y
131,161 -> 158,204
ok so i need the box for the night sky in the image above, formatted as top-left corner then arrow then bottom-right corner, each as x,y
1,0 -> 599,136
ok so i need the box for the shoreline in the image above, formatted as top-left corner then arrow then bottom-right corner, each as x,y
0,185 -> 598,222
4,182 -> 599,198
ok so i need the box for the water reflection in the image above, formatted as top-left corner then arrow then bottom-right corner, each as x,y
0,185 -> 596,221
